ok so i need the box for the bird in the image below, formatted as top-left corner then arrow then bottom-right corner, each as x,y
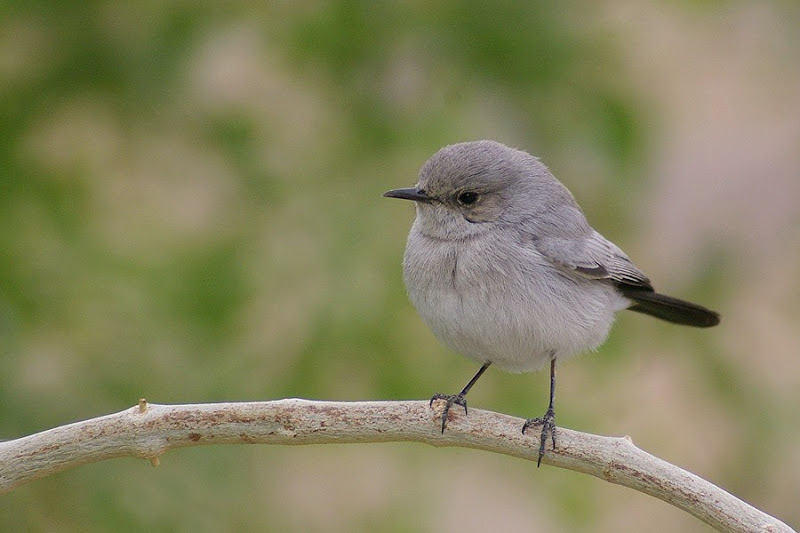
384,140 -> 720,466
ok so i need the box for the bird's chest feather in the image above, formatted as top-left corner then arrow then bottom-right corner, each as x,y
403,232 -> 619,372
405,235 -> 546,314
406,237 -> 552,367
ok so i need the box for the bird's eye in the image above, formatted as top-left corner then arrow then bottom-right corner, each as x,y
457,191 -> 479,205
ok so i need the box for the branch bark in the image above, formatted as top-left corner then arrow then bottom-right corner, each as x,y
0,399 -> 793,533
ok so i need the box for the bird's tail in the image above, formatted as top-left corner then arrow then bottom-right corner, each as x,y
620,286 -> 720,328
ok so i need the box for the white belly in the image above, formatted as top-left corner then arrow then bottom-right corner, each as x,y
403,232 -> 626,373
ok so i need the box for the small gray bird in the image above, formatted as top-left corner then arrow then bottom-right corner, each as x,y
384,140 -> 719,466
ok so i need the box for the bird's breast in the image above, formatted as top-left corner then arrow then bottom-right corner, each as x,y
402,230 -> 619,372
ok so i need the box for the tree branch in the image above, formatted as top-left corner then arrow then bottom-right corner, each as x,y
0,399 -> 792,533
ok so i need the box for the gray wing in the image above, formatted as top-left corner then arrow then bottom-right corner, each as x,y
524,205 -> 720,327
536,230 -> 652,287
525,204 -> 652,288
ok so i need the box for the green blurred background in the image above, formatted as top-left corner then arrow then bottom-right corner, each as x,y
2,2 -> 799,532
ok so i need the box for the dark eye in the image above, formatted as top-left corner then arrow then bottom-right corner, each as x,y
457,191 -> 479,205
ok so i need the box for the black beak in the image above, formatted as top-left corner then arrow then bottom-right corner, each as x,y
383,187 -> 433,203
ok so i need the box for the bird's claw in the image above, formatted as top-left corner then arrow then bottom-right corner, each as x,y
429,393 -> 468,433
522,407 -> 557,467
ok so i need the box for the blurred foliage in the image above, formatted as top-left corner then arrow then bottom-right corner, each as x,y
1,2 -> 798,532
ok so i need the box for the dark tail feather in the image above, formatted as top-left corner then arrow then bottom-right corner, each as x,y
619,286 -> 720,328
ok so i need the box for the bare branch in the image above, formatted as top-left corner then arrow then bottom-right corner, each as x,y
0,399 -> 792,533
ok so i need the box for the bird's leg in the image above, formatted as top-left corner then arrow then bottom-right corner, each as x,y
430,362 -> 491,433
522,357 -> 557,467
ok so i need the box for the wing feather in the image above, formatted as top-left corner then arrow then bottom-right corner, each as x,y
534,230 -> 651,289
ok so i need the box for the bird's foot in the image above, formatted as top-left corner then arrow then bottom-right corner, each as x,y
522,407 -> 557,467
429,392 -> 468,433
